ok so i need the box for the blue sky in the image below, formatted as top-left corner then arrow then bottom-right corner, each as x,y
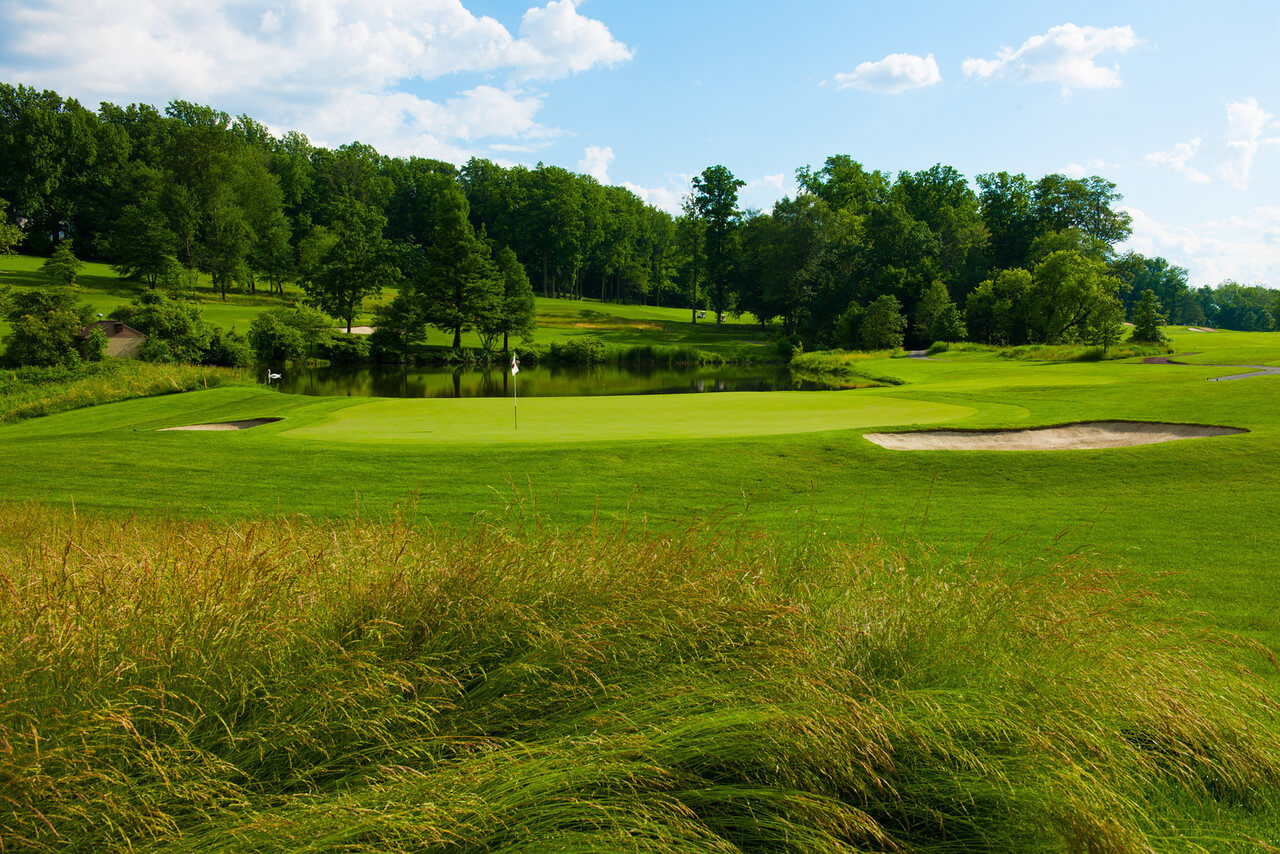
2,0 -> 1278,286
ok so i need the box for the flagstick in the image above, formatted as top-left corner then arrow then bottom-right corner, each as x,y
511,353 -> 519,430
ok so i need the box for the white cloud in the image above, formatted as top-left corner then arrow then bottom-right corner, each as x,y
1123,204 -> 1280,286
511,1 -> 633,82
0,0 -> 632,161
1143,139 -> 1211,184
1060,158 -> 1121,179
578,145 -> 614,183
1220,97 -> 1277,189
834,52 -> 941,94
963,24 -> 1138,94
622,176 -> 693,215
741,172 -> 791,211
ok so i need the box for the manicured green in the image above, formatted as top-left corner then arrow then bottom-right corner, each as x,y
281,392 -> 972,445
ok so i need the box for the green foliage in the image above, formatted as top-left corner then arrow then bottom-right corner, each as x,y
410,186 -> 501,350
247,305 -> 334,363
913,280 -> 966,344
110,199 -> 178,285
966,268 -> 1032,344
691,165 -> 745,322
1130,290 -> 1169,344
549,334 -> 608,364
114,290 -> 215,363
1084,295 -> 1126,351
39,238 -> 82,286
480,244 -> 536,351
317,332 -> 371,366
1,287 -> 96,368
202,329 -> 254,368
860,294 -> 906,350
1026,250 -> 1124,343
0,197 -> 24,253
301,199 -> 399,332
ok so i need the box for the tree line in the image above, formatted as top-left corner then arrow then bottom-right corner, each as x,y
2,81 -> 1276,358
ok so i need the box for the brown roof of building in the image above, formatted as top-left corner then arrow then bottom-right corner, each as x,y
78,320 -> 147,339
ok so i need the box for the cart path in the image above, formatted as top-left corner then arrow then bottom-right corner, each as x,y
1143,353 -> 1280,381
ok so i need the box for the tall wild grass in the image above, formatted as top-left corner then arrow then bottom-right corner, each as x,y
942,342 -> 1173,362
789,350 -> 905,386
1,504 -> 1278,852
0,360 -> 253,423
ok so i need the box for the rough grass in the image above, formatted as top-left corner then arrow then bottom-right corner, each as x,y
1,504 -> 1278,852
944,342 -> 1173,361
0,360 -> 253,423
790,350 -> 905,386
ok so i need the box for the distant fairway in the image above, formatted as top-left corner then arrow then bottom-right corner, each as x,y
280,391 -> 974,445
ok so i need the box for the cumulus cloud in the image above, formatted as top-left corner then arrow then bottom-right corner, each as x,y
1143,139 -> 1211,184
621,175 -> 695,216
1123,205 -> 1280,286
512,1 -> 633,82
578,145 -> 614,183
963,24 -> 1138,93
1060,158 -> 1121,179
834,52 -> 941,94
1220,97 -> 1278,189
0,0 -> 632,161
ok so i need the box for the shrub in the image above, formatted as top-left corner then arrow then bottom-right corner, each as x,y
248,306 -> 334,364
318,333 -> 371,366
550,335 -> 607,364
2,288 -> 96,368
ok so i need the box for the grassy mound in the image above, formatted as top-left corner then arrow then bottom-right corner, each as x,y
2,505 -> 1278,852
0,361 -> 253,424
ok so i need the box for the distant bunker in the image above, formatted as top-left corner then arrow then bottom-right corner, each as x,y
865,421 -> 1247,451
160,418 -> 282,432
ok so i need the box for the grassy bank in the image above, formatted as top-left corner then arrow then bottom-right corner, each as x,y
3,505 -> 1277,852
0,360 -> 253,424
789,350 -> 906,386
939,341 -> 1173,361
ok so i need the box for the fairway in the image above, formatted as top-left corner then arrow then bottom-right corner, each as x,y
279,391 -> 974,444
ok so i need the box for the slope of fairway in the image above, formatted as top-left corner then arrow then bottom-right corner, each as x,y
279,390 -> 975,445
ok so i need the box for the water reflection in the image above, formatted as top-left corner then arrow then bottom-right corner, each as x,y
277,363 -> 853,399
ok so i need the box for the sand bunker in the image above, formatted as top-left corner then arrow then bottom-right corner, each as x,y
160,418 -> 282,432
865,420 -> 1246,451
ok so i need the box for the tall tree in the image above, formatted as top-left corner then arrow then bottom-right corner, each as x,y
41,238 -> 83,286
977,171 -> 1039,272
301,198 -> 399,333
485,244 -> 536,352
1130,290 -> 1169,343
413,185 -> 501,350
0,198 -> 24,254
691,165 -> 745,324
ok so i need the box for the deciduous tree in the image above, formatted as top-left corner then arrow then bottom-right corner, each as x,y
301,198 -> 400,333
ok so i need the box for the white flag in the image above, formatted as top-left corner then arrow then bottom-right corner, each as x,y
511,354 -> 519,376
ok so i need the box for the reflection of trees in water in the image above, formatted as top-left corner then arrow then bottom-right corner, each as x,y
281,365 -> 824,399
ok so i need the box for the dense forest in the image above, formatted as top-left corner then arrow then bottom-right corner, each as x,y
2,81 -> 1277,355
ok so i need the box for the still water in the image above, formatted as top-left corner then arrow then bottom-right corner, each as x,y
276,364 -> 850,399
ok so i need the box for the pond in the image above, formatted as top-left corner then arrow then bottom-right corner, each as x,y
274,364 -> 855,399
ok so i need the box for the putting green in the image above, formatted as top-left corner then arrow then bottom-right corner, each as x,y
280,391 -> 976,445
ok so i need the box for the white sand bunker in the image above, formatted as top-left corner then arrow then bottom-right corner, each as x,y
160,418 -> 282,432
865,420 -> 1246,451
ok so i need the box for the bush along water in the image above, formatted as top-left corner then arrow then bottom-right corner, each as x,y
2,505 -> 1278,853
